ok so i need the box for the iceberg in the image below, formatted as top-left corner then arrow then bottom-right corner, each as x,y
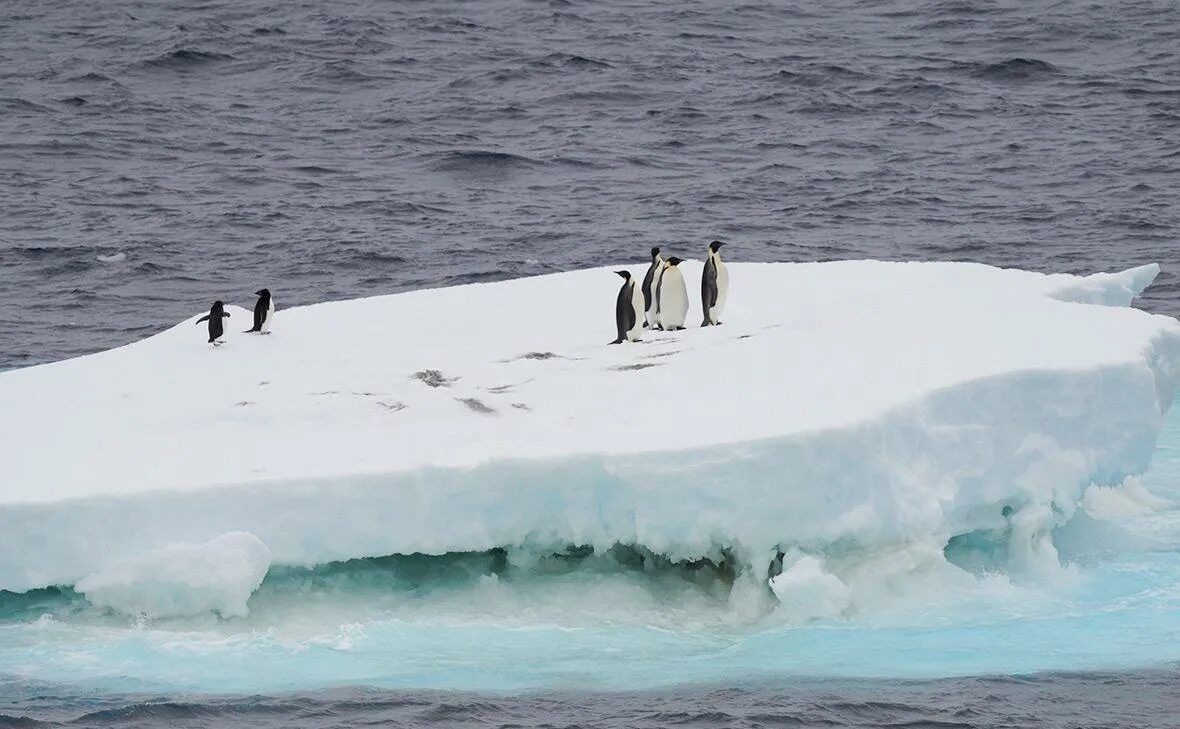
1,260 -> 1178,615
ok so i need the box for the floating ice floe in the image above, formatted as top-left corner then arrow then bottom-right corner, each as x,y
0,260 -> 1177,617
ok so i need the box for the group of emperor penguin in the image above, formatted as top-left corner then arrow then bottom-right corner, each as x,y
612,240 -> 728,344
197,288 -> 275,345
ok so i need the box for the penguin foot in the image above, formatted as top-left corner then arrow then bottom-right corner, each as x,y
609,339 -> 624,345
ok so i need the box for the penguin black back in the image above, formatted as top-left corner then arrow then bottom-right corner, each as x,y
247,288 -> 273,333
701,241 -> 724,326
611,270 -> 636,344
641,246 -> 661,324
196,300 -> 231,344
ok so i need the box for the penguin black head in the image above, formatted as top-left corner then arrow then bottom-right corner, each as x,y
211,300 -> 225,310
615,270 -> 632,280
666,257 -> 684,266
256,288 -> 270,297
709,240 -> 725,253
650,246 -> 660,259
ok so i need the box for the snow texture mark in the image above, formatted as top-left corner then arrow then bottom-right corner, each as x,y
413,370 -> 455,388
376,401 -> 407,412
511,403 -> 532,411
610,363 -> 662,371
235,401 -> 253,407
456,397 -> 496,414
485,384 -> 515,394
517,351 -> 562,361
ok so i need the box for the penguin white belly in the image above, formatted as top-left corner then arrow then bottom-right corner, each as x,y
627,280 -> 644,341
659,268 -> 689,329
260,299 -> 275,333
714,261 -> 729,319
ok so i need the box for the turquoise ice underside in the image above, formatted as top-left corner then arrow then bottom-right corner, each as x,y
2,405 -> 1180,695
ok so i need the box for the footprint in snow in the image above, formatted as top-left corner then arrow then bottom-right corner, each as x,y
457,397 -> 495,414
413,369 -> 456,388
610,363 -> 662,372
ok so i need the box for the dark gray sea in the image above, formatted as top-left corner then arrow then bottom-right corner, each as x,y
3,0 -> 1180,725
5,670 -> 1180,729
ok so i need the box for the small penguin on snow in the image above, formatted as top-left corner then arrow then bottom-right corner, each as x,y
701,240 -> 729,326
196,301 -> 231,345
641,246 -> 662,328
611,270 -> 644,344
245,288 -> 275,334
656,257 -> 689,331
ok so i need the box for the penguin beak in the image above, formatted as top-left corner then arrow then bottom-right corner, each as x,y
615,270 -> 628,279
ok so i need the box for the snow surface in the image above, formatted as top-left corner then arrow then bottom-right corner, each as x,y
2,260 -> 1179,610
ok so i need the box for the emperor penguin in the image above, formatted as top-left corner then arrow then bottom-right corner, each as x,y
196,301 -> 231,345
245,288 -> 275,334
701,240 -> 729,326
611,270 -> 644,344
641,246 -> 662,328
656,257 -> 689,331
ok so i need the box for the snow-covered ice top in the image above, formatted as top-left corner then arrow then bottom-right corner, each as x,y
1,260 -> 1178,599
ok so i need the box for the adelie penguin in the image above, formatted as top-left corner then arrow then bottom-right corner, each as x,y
655,257 -> 689,330
641,246 -> 662,328
196,301 -> 231,346
245,288 -> 275,334
611,270 -> 644,344
701,240 -> 728,326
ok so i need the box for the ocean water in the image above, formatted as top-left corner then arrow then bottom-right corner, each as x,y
3,0 -> 1180,726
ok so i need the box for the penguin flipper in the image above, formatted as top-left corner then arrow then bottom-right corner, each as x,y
196,314 -> 211,324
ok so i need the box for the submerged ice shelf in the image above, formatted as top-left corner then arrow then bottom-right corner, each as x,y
1,261 -> 1178,618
